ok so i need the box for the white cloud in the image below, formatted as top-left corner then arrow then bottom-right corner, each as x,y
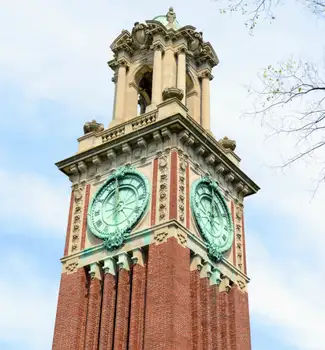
0,170 -> 68,235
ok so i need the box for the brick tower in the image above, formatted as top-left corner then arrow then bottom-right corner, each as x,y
52,8 -> 259,350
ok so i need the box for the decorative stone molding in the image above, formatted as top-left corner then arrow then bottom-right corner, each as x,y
158,153 -> 169,222
102,126 -> 125,143
132,111 -> 157,130
65,261 -> 78,274
176,231 -> 187,246
178,151 -> 187,224
154,229 -> 169,243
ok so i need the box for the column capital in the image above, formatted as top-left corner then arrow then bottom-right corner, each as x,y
151,41 -> 165,52
103,257 -> 116,276
117,252 -> 130,271
176,45 -> 188,55
199,69 -> 213,80
210,268 -> 222,286
131,248 -> 145,266
117,57 -> 129,69
89,262 -> 102,280
190,254 -> 203,272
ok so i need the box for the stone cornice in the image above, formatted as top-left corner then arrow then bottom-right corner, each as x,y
56,110 -> 259,196
61,219 -> 250,285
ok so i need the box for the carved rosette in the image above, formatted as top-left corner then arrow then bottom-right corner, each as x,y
235,203 -> 244,271
178,151 -> 187,224
69,183 -> 85,253
158,151 -> 169,222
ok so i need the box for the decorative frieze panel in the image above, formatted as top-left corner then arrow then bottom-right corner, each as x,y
158,151 -> 169,222
234,203 -> 244,272
178,150 -> 188,224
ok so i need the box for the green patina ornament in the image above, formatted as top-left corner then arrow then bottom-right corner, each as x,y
88,165 -> 150,250
191,176 -> 234,262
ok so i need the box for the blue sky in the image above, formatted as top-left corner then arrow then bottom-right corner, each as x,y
1,1 -> 324,349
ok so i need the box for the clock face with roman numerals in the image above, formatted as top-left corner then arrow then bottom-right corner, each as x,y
88,166 -> 149,242
191,177 -> 233,260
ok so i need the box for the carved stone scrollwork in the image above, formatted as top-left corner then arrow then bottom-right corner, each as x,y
132,22 -> 149,49
178,151 -> 187,223
158,153 -> 168,222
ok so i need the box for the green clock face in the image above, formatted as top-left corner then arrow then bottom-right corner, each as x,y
191,177 -> 233,261
88,166 -> 149,249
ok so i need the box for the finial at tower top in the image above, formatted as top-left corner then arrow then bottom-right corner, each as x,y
153,7 -> 180,30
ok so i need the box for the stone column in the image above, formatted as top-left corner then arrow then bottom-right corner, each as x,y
114,59 -> 128,124
114,253 -> 131,350
162,48 -> 177,90
200,70 -> 213,130
84,263 -> 102,350
128,249 -> 146,350
99,258 -> 116,350
151,43 -> 163,107
177,48 -> 186,105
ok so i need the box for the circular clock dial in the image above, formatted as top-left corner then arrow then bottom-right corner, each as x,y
191,178 -> 233,256
88,168 -> 149,240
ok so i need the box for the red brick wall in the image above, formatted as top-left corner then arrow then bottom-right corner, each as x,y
144,237 -> 192,350
99,273 -> 116,350
190,270 -> 203,350
84,277 -> 102,350
128,264 -> 146,350
52,268 -> 88,350
200,277 -> 212,350
228,286 -> 251,350
114,269 -> 131,350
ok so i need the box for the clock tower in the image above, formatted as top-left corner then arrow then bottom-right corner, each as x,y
52,8 -> 259,350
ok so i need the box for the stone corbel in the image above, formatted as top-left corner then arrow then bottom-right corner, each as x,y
131,248 -> 145,267
153,130 -> 162,144
150,41 -> 165,53
225,172 -> 235,183
117,253 -> 130,271
68,164 -> 79,183
103,257 -> 116,276
89,262 -> 102,280
77,161 -> 87,181
200,261 -> 212,279
205,153 -> 215,166
242,185 -> 250,196
190,254 -> 203,272
215,163 -> 226,175
106,149 -> 117,171
161,127 -> 172,141
186,135 -> 195,147
92,155 -> 102,167
196,145 -> 206,156
210,268 -> 222,286
219,276 -> 231,293
137,137 -> 147,161
179,130 -> 190,144
122,143 -> 132,165
235,181 -> 244,193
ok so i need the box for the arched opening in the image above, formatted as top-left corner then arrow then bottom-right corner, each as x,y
134,66 -> 153,115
